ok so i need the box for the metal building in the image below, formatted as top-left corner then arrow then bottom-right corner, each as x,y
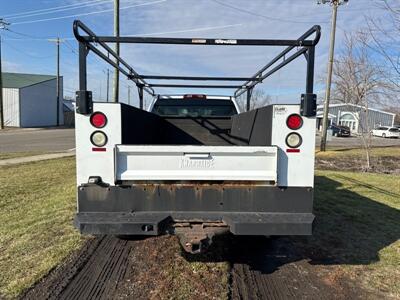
316,103 -> 395,134
1,72 -> 63,127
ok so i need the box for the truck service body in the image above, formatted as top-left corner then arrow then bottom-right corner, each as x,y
73,20 -> 321,253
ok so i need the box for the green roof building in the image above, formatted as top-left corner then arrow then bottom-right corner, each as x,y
2,72 -> 64,127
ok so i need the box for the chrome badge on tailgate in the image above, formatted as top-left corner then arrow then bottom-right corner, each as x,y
179,153 -> 215,169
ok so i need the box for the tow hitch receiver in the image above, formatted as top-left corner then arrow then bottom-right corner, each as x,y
174,222 -> 229,254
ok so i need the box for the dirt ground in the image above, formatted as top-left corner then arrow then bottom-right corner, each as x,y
21,234 -> 381,300
229,236 -> 373,300
315,147 -> 400,174
316,155 -> 400,174
21,235 -> 229,300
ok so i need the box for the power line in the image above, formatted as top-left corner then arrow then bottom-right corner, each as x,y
7,1 -> 114,21
63,40 -> 109,72
3,0 -> 109,18
5,28 -> 51,39
211,0 -> 330,24
1,37 -> 56,59
12,0 -> 167,26
3,22 -> 244,41
125,23 -> 243,37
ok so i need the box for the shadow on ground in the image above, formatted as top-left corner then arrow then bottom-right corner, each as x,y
183,175 -> 400,298
187,175 -> 400,270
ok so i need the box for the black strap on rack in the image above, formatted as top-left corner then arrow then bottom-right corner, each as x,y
73,20 -> 321,115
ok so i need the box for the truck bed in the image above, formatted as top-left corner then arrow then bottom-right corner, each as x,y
120,104 -> 273,147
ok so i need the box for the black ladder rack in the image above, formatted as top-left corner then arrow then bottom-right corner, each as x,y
73,20 -> 321,115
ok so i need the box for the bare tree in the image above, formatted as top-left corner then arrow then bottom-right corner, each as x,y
331,32 -> 391,170
237,89 -> 272,112
365,1 -> 400,98
332,32 -> 393,106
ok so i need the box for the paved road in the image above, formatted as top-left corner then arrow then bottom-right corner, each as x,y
0,128 -> 75,152
316,134 -> 400,148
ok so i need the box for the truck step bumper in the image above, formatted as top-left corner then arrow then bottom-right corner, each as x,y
75,212 -> 314,236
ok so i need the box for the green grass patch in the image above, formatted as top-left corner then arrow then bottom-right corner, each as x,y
299,171 -> 400,297
0,157 -> 83,299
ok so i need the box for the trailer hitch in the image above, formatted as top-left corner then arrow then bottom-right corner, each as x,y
174,222 -> 229,254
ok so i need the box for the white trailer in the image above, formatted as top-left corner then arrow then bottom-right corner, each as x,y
73,20 -> 321,253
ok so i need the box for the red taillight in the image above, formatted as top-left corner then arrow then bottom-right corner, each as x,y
90,112 -> 107,128
286,114 -> 303,130
183,94 -> 207,100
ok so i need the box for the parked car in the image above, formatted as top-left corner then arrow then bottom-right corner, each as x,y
372,126 -> 400,138
329,124 -> 351,137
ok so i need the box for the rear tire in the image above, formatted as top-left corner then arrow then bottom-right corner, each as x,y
382,133 -> 386,138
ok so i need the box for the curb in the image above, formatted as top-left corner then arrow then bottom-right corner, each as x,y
0,152 -> 75,166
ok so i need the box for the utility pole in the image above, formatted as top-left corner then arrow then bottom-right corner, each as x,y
48,37 -> 64,126
106,53 -> 110,102
318,0 -> 348,151
106,69 -> 110,102
0,35 -> 4,130
56,37 -> 60,126
113,0 -> 120,103
0,19 -> 10,130
127,86 -> 131,105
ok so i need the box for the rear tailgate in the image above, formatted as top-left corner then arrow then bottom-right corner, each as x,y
115,145 -> 277,182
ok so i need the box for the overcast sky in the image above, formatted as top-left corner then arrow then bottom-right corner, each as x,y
1,0 -> 395,107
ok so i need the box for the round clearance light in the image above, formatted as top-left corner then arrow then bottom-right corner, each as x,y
286,132 -> 302,148
90,112 -> 107,128
90,131 -> 108,147
286,114 -> 303,130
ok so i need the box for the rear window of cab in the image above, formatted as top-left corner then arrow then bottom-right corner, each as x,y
152,99 -> 237,117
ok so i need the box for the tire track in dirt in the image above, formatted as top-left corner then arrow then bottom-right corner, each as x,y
22,236 -> 132,300
229,236 -> 361,300
21,235 -> 228,300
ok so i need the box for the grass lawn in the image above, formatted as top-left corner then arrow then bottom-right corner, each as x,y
300,170 -> 400,297
0,157 -> 84,299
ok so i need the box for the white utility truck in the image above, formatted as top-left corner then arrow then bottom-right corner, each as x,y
73,20 -> 321,253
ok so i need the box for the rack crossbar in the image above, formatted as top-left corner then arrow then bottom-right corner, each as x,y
138,75 -> 259,81
149,84 -> 242,89
77,36 -> 319,47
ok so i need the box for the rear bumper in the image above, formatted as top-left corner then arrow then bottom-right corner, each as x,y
76,184 -> 314,236
75,212 -> 314,236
